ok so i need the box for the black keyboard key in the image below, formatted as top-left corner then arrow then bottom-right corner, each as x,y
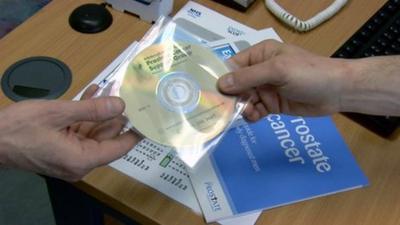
345,45 -> 355,54
383,32 -> 394,40
391,26 -> 397,32
377,38 -> 388,47
391,42 -> 400,51
387,4 -> 396,11
363,51 -> 373,57
373,17 -> 383,25
384,50 -> 392,55
361,30 -> 372,38
351,39 -> 361,46
379,11 -> 388,19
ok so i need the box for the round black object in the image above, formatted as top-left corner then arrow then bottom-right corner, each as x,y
1,56 -> 72,102
69,4 -> 112,33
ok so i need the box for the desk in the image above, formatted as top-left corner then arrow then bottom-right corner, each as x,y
1,0 -> 400,225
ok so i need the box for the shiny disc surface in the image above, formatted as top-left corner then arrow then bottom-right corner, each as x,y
120,42 -> 236,148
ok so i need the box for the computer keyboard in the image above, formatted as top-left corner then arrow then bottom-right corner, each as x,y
332,0 -> 400,137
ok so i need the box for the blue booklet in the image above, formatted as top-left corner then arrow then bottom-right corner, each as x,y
189,115 -> 369,222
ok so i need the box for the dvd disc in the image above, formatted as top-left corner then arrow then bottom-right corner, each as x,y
120,41 -> 236,148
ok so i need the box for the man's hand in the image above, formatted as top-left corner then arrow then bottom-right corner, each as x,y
0,85 -> 141,181
218,40 -> 350,121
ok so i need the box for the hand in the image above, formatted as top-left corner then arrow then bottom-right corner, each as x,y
0,85 -> 141,181
218,40 -> 350,121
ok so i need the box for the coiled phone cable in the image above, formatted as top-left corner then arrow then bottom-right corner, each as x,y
265,0 -> 348,32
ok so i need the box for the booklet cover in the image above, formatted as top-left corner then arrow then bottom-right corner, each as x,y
190,116 -> 369,222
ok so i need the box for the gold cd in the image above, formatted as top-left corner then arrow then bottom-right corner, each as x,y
120,41 -> 236,148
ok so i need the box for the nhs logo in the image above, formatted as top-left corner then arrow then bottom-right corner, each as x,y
227,26 -> 245,36
187,8 -> 202,18
205,182 -> 222,212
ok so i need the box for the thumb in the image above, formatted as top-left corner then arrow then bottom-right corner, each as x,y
58,97 -> 125,126
217,61 -> 286,94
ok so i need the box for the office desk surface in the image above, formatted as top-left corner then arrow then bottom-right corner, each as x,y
1,0 -> 400,225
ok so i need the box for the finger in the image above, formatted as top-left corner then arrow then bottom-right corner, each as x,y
248,89 -> 260,104
52,97 -> 126,127
239,89 -> 259,118
218,59 -> 287,94
243,102 -> 256,117
84,131 -> 142,167
88,116 -> 127,141
257,86 -> 282,114
255,102 -> 269,118
244,107 -> 261,122
69,85 -> 101,132
228,39 -> 283,67
74,121 -> 99,137
81,84 -> 99,100
68,122 -> 82,133
70,85 -> 102,135
243,101 -> 267,122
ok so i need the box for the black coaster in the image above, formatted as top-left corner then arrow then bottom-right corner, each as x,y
1,56 -> 72,101
69,3 -> 113,33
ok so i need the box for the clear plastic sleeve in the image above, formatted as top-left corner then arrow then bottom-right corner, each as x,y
95,17 -> 248,168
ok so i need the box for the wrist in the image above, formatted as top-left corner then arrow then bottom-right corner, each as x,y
337,58 -> 363,113
338,56 -> 400,115
326,58 -> 357,113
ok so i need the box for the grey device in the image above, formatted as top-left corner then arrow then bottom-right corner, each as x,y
174,18 -> 226,42
232,40 -> 251,51
230,0 -> 255,7
213,0 -> 256,11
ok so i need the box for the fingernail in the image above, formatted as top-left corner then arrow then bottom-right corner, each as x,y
219,74 -> 235,90
107,98 -> 125,115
